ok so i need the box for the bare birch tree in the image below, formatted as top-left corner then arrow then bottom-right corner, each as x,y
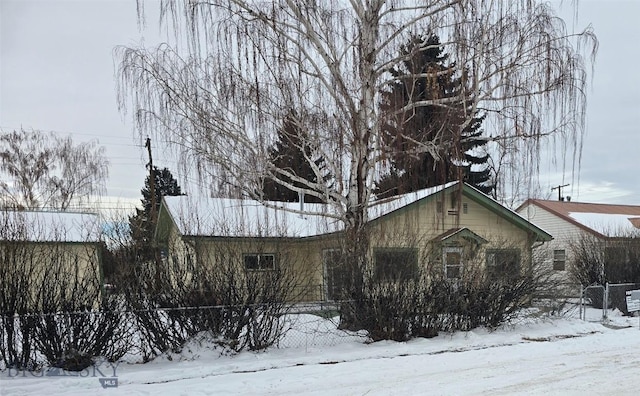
117,1 -> 596,252
0,129 -> 109,210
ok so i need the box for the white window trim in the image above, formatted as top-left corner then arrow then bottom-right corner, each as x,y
443,247 -> 463,279
553,249 -> 566,271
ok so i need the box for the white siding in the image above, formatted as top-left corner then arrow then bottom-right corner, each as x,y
517,203 -> 603,294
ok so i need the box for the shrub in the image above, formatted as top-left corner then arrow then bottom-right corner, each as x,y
339,248 -> 546,341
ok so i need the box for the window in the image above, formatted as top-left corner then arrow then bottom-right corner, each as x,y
323,249 -> 349,301
443,247 -> 463,279
374,248 -> 418,281
462,202 -> 468,214
553,249 -> 566,271
244,254 -> 276,271
486,249 -> 521,279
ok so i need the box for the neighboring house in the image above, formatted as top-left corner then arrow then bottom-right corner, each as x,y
155,182 -> 552,302
516,199 -> 640,289
0,209 -> 103,311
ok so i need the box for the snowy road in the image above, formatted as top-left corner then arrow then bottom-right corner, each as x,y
138,330 -> 639,396
2,314 -> 640,395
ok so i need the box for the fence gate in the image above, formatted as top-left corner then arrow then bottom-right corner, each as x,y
579,284 -> 607,321
580,282 -> 640,321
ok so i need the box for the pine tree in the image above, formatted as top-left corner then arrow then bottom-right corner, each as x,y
261,112 -> 326,203
376,34 -> 493,198
129,167 -> 182,262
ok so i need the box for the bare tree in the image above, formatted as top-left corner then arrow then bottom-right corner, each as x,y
569,230 -> 640,286
0,129 -> 109,210
117,1 -> 596,257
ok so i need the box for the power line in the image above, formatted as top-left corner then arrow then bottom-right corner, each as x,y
0,125 -> 147,148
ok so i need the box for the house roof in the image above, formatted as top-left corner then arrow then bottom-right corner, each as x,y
517,199 -> 640,238
159,182 -> 458,238
159,196 -> 339,238
159,181 -> 552,242
0,210 -> 101,243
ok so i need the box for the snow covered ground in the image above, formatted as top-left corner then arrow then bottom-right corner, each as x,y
2,306 -> 640,395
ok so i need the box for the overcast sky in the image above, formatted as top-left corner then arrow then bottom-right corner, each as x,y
1,0 -> 639,215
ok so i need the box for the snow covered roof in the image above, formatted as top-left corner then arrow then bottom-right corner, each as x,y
161,182 -> 458,238
0,210 -> 101,243
519,199 -> 640,238
161,196 -> 339,238
567,212 -> 640,236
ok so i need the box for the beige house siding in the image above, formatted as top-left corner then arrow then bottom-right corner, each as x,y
157,184 -> 549,303
0,241 -> 102,311
0,210 -> 103,312
369,189 -> 534,278
160,225 -> 333,301
193,238 -> 325,301
371,189 -> 532,242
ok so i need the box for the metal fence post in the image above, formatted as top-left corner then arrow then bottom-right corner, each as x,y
604,283 -> 609,321
579,284 -> 584,321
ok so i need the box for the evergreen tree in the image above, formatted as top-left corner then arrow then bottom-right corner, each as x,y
129,167 -> 182,262
262,112 -> 327,203
376,34 -> 493,198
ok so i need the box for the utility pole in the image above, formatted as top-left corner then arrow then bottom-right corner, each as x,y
145,138 -> 157,225
145,137 -> 161,290
551,183 -> 570,201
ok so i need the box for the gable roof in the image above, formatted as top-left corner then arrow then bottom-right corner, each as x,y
517,199 -> 640,238
0,210 -> 101,243
431,228 -> 489,245
158,181 -> 552,242
458,184 -> 553,242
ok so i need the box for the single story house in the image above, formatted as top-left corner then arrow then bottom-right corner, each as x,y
155,182 -> 552,302
516,199 -> 640,288
0,209 -> 103,311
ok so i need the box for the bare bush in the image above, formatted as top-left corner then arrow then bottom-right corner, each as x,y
0,210 -> 127,371
30,246 -> 130,370
113,236 -> 312,359
339,240 -> 555,341
0,238 -> 38,370
569,231 -> 640,285
568,233 -> 606,286
568,230 -> 640,312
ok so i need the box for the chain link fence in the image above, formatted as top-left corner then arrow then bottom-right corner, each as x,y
3,274 -> 572,370
579,282 -> 640,321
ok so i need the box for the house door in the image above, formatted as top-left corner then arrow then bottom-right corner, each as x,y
323,249 -> 348,301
